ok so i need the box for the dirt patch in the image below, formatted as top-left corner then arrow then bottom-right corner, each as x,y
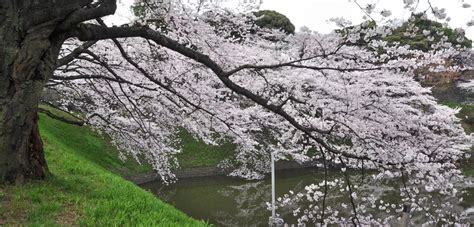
461,122 -> 473,134
55,204 -> 79,225
0,187 -> 27,225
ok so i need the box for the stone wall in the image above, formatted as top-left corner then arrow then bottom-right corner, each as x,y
126,160 -> 318,185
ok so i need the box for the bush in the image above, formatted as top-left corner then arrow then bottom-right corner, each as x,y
253,10 -> 295,34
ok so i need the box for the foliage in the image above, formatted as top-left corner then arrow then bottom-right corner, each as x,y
38,110 -> 151,176
253,10 -> 295,34
338,14 -> 471,53
384,13 -> 472,51
40,103 -> 234,169
0,114 -> 206,226
37,0 -> 474,225
176,129 -> 235,168
39,104 -> 83,124
55,3 -> 471,178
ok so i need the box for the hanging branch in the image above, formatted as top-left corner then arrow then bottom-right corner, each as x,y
319,146 -> 329,226
339,156 -> 361,226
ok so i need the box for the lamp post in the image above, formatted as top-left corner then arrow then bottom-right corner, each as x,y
271,152 -> 276,218
269,152 -> 284,227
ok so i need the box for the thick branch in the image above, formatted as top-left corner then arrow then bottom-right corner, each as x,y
57,41 -> 97,68
225,61 -> 382,76
69,24 -> 451,166
72,24 -> 227,75
58,0 -> 117,30
104,35 -> 237,133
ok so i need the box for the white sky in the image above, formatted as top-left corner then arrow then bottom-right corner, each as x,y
110,0 -> 474,41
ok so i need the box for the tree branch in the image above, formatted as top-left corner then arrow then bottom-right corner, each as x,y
57,41 -> 97,68
225,60 -> 381,76
68,23 -> 454,166
58,0 -> 117,31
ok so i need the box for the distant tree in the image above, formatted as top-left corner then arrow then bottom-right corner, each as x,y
338,14 -> 472,52
253,10 -> 295,34
384,13 -> 472,51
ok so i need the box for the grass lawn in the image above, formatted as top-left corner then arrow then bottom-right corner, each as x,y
176,129 -> 235,168
39,103 -> 235,170
0,114 -> 208,226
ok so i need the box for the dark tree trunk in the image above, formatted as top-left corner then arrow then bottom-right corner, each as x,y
0,0 -> 117,184
0,1 -> 70,184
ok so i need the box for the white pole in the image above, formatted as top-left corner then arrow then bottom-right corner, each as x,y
270,152 -> 285,227
271,152 -> 276,219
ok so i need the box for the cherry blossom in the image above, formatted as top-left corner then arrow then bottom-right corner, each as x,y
48,1 -> 473,224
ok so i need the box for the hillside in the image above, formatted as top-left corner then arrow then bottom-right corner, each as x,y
0,114 -> 207,226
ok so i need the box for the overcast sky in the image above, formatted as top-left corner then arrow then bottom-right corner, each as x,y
110,0 -> 474,41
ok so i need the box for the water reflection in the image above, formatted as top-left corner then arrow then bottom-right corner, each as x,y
141,169 -> 319,226
140,169 -> 473,226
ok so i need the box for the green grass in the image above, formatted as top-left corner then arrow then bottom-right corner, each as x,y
39,104 -> 82,119
176,129 -> 235,168
0,114 -> 208,226
38,111 -> 152,176
39,104 -> 85,125
39,104 -> 235,170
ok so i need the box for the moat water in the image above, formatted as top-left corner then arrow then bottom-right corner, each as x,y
141,168 -> 473,226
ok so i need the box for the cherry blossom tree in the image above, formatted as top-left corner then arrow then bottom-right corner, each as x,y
0,0 -> 472,224
45,1 -> 473,224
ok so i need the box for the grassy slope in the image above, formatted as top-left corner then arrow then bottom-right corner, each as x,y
39,104 -> 235,169
0,114 -> 207,226
39,108 -> 152,176
176,129 -> 235,168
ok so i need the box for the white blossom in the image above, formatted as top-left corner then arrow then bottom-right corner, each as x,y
52,1 -> 473,224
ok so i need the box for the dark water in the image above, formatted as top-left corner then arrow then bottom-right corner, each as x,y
140,168 -> 473,227
141,169 -> 323,226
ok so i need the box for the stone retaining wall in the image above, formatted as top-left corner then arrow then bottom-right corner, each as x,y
126,161 -> 317,185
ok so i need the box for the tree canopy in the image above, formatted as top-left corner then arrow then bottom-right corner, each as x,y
0,0 -> 473,225
253,10 -> 295,34
338,14 -> 472,52
384,13 -> 472,51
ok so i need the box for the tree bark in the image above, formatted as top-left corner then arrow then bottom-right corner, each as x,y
0,1 -> 67,184
0,0 -> 117,184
